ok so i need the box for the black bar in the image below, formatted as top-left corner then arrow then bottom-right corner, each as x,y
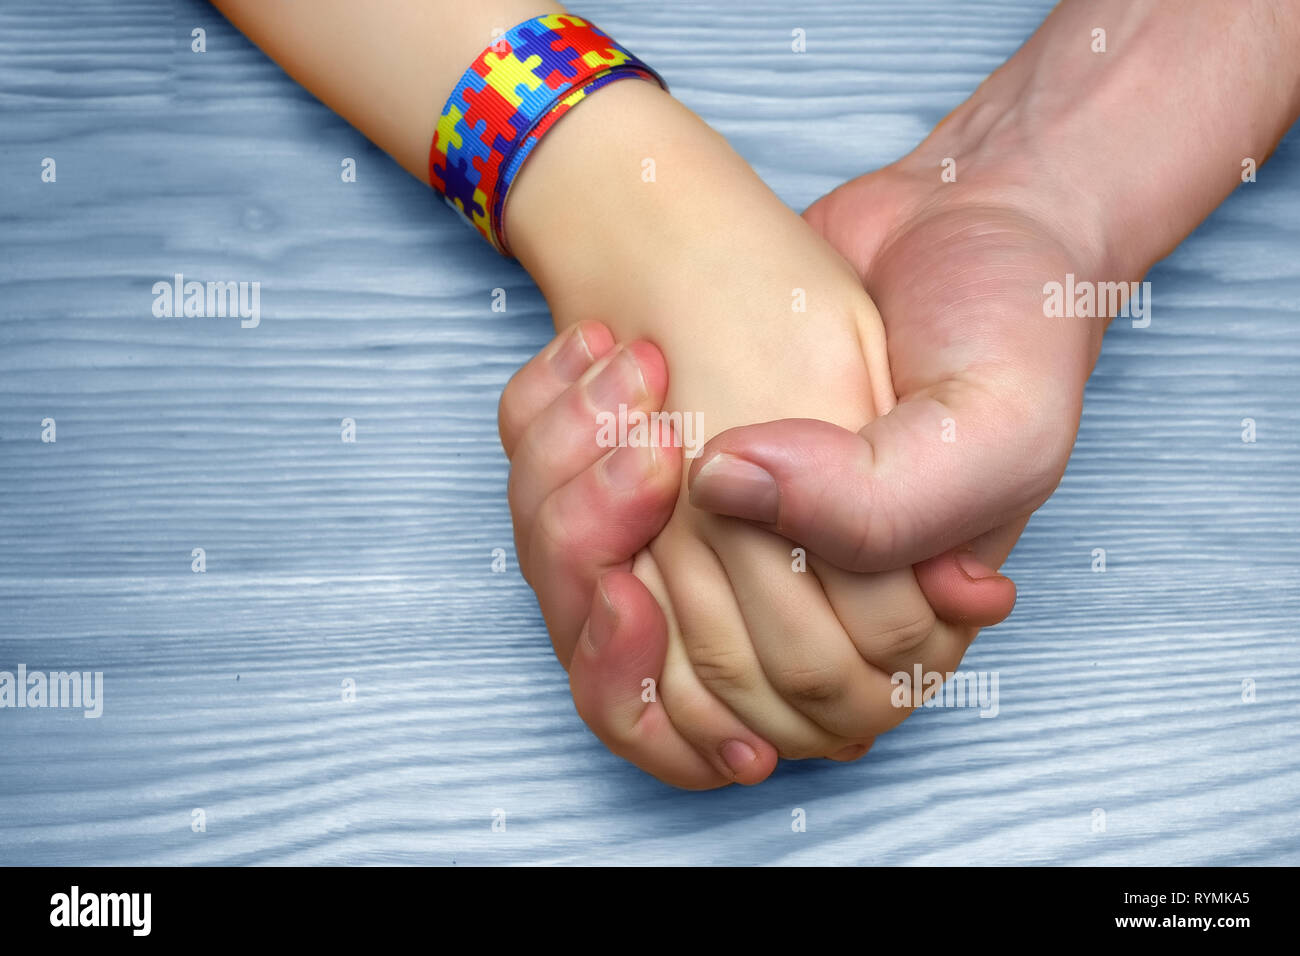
0,866 -> 1280,942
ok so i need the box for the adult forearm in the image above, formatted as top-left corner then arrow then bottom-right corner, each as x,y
906,0 -> 1300,300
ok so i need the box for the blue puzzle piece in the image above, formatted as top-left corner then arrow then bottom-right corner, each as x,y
454,116 -> 492,184
433,155 -> 485,221
512,77 -> 565,127
510,24 -> 581,83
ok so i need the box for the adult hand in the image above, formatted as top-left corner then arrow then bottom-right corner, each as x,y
687,165 -> 1094,586
499,319 -> 1011,788
690,0 -> 1300,581
499,0 -> 1300,788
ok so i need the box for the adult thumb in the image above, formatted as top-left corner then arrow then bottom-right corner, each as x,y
687,390 -> 1061,573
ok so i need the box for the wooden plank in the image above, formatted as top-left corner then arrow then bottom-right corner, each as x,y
1,0 -> 1297,865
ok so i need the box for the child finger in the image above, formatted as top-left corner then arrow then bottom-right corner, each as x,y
498,320 -> 615,458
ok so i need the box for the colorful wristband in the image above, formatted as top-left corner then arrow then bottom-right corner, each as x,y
429,14 -> 666,255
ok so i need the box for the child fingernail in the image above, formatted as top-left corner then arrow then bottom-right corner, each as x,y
551,326 -> 594,382
602,442 -> 656,490
690,454 -> 779,524
587,348 -> 647,409
956,550 -> 998,581
720,739 -> 758,777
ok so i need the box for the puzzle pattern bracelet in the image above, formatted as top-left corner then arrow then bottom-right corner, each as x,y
429,14 -> 666,255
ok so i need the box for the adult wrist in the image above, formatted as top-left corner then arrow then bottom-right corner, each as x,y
900,86 -> 1123,281
908,0 -> 1300,288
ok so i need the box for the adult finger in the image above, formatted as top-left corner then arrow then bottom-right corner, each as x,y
569,571 -> 778,789
686,378 -> 1073,572
911,509 -> 1029,626
498,320 -> 616,459
508,341 -> 668,537
529,434 -> 682,664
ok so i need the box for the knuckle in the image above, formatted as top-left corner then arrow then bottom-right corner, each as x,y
659,685 -> 715,740
530,497 -> 576,568
505,437 -> 536,507
684,638 -> 759,699
864,603 -> 939,664
497,375 -> 529,456
570,678 -> 599,728
841,492 -> 900,576
770,658 -> 846,706
599,716 -> 640,756
573,690 -> 634,755
505,463 -> 524,515
847,515 -> 892,573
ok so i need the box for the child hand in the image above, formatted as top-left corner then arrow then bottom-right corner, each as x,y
503,81 -> 1013,781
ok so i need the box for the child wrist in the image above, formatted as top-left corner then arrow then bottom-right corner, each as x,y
428,13 -> 666,256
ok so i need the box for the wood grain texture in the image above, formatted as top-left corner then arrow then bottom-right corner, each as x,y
1,0 -> 1298,865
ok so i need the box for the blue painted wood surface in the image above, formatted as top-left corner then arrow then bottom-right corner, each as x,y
1,0 -> 1297,865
